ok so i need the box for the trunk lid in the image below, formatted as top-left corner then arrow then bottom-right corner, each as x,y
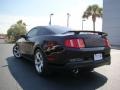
63,31 -> 108,48
80,34 -> 104,47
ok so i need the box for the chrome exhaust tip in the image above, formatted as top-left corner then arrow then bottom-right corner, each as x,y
72,68 -> 79,74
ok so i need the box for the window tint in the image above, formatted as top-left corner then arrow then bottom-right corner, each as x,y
27,28 -> 38,37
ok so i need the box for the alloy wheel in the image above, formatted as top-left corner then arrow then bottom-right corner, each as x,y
13,45 -> 21,58
35,50 -> 44,73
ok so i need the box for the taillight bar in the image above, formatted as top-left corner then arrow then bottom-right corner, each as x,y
103,38 -> 111,47
64,38 -> 85,48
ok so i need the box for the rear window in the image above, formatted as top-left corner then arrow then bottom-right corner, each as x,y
79,32 -> 99,35
46,26 -> 71,34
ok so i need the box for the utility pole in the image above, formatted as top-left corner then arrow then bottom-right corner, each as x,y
82,19 -> 86,30
67,13 -> 70,27
49,13 -> 54,26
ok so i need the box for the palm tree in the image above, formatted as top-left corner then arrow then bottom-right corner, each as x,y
82,4 -> 103,31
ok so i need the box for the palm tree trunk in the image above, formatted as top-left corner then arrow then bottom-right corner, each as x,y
93,21 -> 95,31
92,15 -> 96,31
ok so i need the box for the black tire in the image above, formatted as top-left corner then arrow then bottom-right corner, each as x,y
13,45 -> 22,58
34,49 -> 50,76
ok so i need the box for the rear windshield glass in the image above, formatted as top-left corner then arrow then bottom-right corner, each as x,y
46,26 -> 71,34
79,32 -> 99,35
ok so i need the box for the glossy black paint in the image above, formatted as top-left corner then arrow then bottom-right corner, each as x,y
15,26 -> 111,70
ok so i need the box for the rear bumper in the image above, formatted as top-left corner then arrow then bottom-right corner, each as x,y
46,47 -> 111,70
65,57 -> 111,69
47,56 -> 111,70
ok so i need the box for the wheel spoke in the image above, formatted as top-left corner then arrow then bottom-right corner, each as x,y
39,54 -> 43,60
38,65 -> 42,72
36,65 -> 40,72
35,59 -> 40,65
36,53 -> 40,59
14,48 -> 17,51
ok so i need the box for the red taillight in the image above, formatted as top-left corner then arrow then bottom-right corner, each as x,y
103,38 -> 111,47
64,39 -> 85,48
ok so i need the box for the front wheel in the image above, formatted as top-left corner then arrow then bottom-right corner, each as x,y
34,49 -> 50,76
13,45 -> 22,58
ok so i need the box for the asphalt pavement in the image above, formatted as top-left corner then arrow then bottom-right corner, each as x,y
0,44 -> 120,90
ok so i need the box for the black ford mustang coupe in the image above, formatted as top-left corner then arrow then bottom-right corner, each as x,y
13,26 -> 111,75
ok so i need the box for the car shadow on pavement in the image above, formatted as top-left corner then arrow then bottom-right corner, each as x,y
7,56 -> 108,90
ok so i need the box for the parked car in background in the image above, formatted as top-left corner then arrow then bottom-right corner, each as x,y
13,26 -> 111,76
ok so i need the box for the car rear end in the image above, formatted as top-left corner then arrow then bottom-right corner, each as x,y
43,31 -> 111,71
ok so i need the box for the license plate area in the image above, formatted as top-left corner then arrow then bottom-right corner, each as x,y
94,53 -> 103,61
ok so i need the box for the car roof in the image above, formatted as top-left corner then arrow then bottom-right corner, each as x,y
45,25 -> 71,30
34,25 -> 72,34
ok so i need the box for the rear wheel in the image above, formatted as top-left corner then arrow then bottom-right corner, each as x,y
34,49 -> 50,76
13,45 -> 22,58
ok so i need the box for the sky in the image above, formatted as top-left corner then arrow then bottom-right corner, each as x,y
0,0 -> 103,34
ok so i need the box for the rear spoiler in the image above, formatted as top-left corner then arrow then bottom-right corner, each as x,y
63,31 -> 108,37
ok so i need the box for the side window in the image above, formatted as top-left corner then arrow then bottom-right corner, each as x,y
27,28 -> 38,37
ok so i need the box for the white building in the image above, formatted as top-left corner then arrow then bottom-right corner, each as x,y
103,0 -> 120,46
